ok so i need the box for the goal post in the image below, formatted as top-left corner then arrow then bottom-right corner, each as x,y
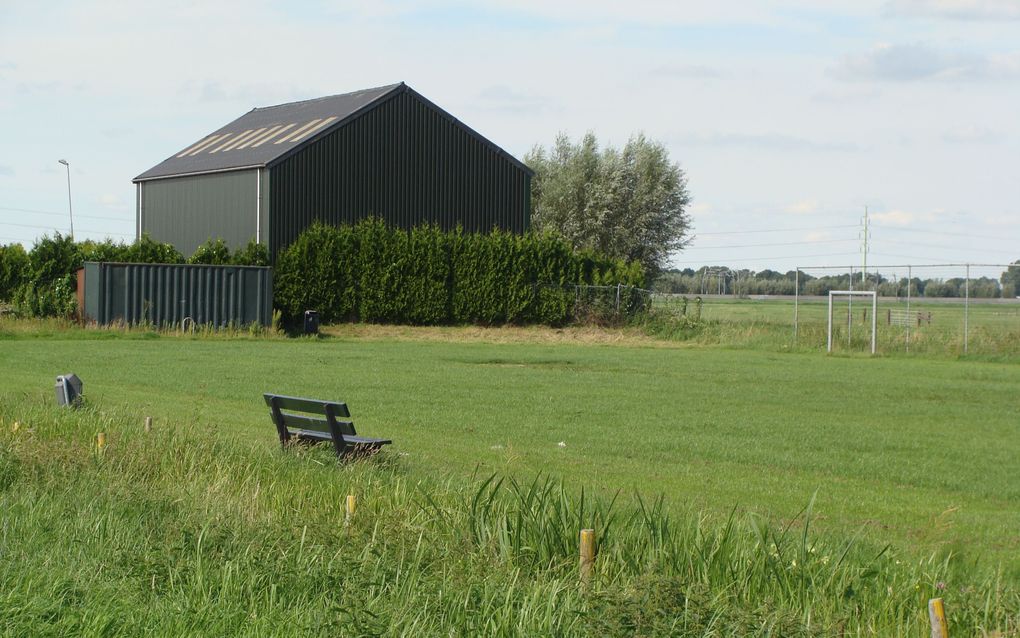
827,291 -> 877,354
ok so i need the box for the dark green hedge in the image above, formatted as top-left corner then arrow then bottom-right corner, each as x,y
274,220 -> 644,326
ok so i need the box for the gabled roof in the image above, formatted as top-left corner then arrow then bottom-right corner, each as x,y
134,82 -> 532,181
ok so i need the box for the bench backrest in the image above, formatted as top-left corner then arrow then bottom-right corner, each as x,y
263,393 -> 357,437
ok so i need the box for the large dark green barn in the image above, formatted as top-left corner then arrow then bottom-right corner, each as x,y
133,83 -> 532,257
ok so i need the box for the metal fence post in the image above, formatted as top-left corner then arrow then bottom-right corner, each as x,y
964,264 -> 970,355
906,265 -> 911,353
794,267 -> 799,343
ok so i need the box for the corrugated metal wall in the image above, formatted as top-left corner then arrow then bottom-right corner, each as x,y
267,90 -> 530,256
139,170 -> 260,256
82,262 -> 273,327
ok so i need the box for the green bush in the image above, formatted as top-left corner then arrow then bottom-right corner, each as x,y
13,274 -> 78,319
79,238 -> 131,264
404,224 -> 451,324
124,234 -> 184,264
188,238 -> 232,265
274,223 -> 360,324
231,239 -> 270,267
0,243 -> 30,302
9,234 -> 82,318
27,233 -> 82,287
274,219 -> 645,326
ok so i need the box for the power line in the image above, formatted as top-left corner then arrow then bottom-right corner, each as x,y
0,219 -> 133,237
685,238 -> 856,250
671,251 -> 862,265
873,238 -> 1019,255
870,251 -> 995,264
692,224 -> 858,236
0,206 -> 131,223
873,223 -> 1020,244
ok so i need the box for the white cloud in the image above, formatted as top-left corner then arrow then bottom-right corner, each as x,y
942,125 -> 1001,144
653,64 -> 724,79
832,43 -> 1020,82
871,209 -> 939,226
981,213 -> 1020,228
476,85 -> 553,114
885,0 -> 1020,20
785,199 -> 820,215
98,194 -> 128,210
810,86 -> 883,105
670,132 -> 859,152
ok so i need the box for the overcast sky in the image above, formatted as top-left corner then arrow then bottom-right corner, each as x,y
1,0 -> 1017,279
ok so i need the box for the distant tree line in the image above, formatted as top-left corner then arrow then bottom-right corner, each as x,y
653,263 -> 1020,299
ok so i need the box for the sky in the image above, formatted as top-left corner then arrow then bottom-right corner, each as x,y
1,0 -> 1018,281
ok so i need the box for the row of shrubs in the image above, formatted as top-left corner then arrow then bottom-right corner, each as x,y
0,234 -> 269,317
273,220 -> 645,326
0,222 -> 645,326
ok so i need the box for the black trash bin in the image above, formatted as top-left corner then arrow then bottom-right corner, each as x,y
303,310 -> 319,335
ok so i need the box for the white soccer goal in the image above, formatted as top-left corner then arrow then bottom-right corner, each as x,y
827,291 -> 877,354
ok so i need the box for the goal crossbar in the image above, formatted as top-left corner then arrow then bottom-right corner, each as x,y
827,290 -> 877,354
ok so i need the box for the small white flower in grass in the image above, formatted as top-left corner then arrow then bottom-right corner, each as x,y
490,445 -> 504,450
557,441 -> 566,448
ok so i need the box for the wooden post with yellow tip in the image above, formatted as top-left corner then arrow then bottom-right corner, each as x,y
929,598 -> 949,638
97,432 -> 106,455
144,416 -> 152,433
345,494 -> 356,534
579,528 -> 595,588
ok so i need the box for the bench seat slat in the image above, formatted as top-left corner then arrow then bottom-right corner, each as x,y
293,430 -> 392,446
274,411 -> 356,436
263,394 -> 351,418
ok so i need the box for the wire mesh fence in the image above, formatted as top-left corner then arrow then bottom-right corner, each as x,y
561,284 -> 654,325
651,263 -> 1020,356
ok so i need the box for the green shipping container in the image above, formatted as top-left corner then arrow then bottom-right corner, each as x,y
81,262 -> 273,328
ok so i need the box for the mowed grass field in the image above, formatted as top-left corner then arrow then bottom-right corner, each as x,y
2,322 -> 1018,569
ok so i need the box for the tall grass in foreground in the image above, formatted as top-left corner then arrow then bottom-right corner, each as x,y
0,399 -> 1017,636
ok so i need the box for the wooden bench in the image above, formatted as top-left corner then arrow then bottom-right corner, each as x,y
263,393 -> 392,457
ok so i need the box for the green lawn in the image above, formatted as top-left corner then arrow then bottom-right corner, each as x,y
2,324 -> 1018,570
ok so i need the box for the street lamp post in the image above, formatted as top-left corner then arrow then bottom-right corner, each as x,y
57,159 -> 74,238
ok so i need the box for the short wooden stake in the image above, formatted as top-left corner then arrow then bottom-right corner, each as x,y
345,494 -> 356,532
579,528 -> 595,587
97,432 -> 106,454
929,598 -> 949,638
144,416 -> 152,433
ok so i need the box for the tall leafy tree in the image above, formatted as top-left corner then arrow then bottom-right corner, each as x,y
526,132 -> 691,276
